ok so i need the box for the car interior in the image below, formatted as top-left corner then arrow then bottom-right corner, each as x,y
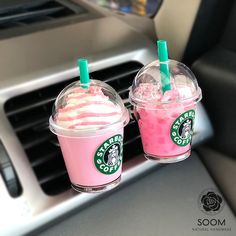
0,0 -> 235,235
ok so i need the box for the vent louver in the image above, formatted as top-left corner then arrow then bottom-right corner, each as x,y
0,0 -> 86,31
5,62 -> 143,195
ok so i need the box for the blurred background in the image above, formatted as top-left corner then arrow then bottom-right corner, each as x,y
89,0 -> 161,16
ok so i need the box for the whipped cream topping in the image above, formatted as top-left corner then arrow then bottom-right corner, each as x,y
56,86 -> 122,129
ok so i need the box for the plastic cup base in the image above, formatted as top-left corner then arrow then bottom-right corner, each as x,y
144,149 -> 191,163
71,176 -> 121,193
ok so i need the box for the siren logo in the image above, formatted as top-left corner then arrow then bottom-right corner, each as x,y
170,110 -> 195,146
94,135 -> 123,175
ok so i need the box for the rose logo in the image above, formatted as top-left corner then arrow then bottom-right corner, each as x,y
198,189 -> 224,215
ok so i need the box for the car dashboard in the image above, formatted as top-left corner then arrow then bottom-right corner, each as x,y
0,1 -> 213,235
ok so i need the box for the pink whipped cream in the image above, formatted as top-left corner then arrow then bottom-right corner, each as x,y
56,86 -> 122,129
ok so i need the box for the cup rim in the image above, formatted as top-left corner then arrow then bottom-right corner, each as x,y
129,59 -> 202,109
129,87 -> 202,110
49,79 -> 130,137
49,108 -> 130,137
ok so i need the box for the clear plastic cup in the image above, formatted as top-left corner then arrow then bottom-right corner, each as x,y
129,60 -> 202,163
49,79 -> 129,192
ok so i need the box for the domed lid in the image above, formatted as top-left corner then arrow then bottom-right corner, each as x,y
129,59 -> 202,108
49,58 -> 129,137
49,80 -> 129,137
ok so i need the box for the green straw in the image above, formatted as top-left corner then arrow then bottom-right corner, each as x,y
78,58 -> 90,88
157,40 -> 171,93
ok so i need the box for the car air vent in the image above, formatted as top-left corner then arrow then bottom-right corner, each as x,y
0,0 -> 86,31
4,61 -> 143,195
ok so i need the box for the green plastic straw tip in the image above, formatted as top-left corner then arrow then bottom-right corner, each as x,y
78,58 -> 90,88
157,40 -> 171,93
157,40 -> 169,62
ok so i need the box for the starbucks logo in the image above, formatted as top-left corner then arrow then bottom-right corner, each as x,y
94,134 -> 123,175
170,110 -> 195,146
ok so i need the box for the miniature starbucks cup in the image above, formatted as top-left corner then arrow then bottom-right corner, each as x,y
129,41 -> 202,163
49,59 -> 129,192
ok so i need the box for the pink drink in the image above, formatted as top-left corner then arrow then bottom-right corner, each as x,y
49,80 -> 129,192
136,101 -> 195,160
57,128 -> 123,187
130,60 -> 202,163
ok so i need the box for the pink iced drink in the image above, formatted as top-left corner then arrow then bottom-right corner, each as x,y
129,59 -> 202,162
57,128 -> 123,186
50,80 -> 129,191
134,84 -> 196,158
136,100 -> 195,158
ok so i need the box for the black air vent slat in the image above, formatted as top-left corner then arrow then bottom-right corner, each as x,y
26,141 -> 59,163
31,151 -> 60,168
7,97 -> 56,116
92,63 -> 141,81
21,16 -> 53,25
0,7 -> 64,24
34,155 -> 67,181
0,0 -> 87,32
124,121 -> 141,143
104,68 -> 140,83
107,73 -> 138,91
5,78 -> 76,113
41,174 -> 71,195
119,89 -> 130,100
39,169 -> 67,185
14,117 -> 48,132
123,138 -> 143,162
0,0 -> 51,14
124,136 -> 141,146
118,88 -> 129,97
8,105 -> 52,130
23,133 -> 53,150
5,61 -> 143,195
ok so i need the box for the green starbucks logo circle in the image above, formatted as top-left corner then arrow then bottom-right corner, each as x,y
94,134 -> 123,175
170,110 -> 195,147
